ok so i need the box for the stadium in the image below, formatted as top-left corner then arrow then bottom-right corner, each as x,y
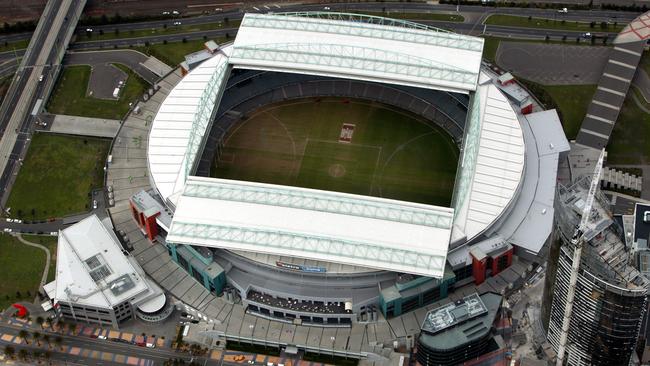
131,12 -> 570,325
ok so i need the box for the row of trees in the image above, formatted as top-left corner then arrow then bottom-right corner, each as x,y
3,345 -> 53,363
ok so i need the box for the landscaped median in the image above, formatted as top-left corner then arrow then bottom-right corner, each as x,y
6,133 -> 109,221
485,14 -> 623,33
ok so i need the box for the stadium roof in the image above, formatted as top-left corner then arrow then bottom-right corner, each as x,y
231,12 -> 483,94
47,215 -> 165,311
451,75 -> 526,243
148,12 -> 484,205
166,176 -> 453,278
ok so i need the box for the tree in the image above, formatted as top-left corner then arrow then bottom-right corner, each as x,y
69,323 -> 77,335
18,330 -> 29,344
42,334 -> 50,348
163,24 -> 167,30
36,316 -> 44,328
56,319 -> 65,332
17,349 -> 28,361
182,37 -> 187,43
3,345 -> 15,359
44,350 -> 51,364
545,34 -> 550,42
527,15 -> 532,21
163,39 -> 168,45
603,35 -> 609,45
589,21 -> 595,28
99,29 -> 104,36
54,336 -> 63,350
562,35 -> 567,42
114,28 -> 119,36
32,331 -> 41,345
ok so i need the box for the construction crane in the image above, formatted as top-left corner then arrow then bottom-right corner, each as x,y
555,148 -> 605,366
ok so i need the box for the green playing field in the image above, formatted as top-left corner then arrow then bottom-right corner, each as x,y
210,98 -> 460,206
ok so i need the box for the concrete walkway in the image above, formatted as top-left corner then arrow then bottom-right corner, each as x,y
45,114 -> 121,138
14,234 -> 51,292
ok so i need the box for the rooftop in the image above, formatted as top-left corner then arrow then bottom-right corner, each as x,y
167,176 -> 453,278
556,178 -> 649,291
48,215 -> 164,310
634,203 -> 650,244
419,292 -> 502,350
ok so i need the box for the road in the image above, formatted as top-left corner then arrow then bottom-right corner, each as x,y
0,0 -> 87,209
0,3 -> 641,45
0,321 -> 218,365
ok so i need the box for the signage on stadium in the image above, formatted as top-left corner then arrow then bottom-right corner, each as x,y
276,261 -> 327,273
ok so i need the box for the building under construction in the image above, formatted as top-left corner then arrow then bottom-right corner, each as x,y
545,176 -> 649,365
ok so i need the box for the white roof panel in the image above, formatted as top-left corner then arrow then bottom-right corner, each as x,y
452,76 -> 526,242
167,177 -> 454,278
53,215 -> 159,309
230,12 -> 482,94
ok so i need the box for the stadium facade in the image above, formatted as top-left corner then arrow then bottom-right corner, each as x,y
132,12 -> 569,324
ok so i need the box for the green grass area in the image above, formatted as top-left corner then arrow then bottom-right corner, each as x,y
542,84 -> 597,140
638,51 -> 650,78
482,36 -> 501,64
516,79 -> 596,140
7,133 -> 109,220
212,98 -> 459,206
0,39 -> 29,53
0,234 -> 47,311
23,235 -> 58,283
485,14 -> 623,33
77,20 -> 240,42
47,64 -> 148,119
134,37 -> 228,66
296,141 -> 381,195
607,88 -> 650,164
356,11 -> 464,22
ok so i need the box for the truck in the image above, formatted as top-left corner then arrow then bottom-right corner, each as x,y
113,87 -> 121,99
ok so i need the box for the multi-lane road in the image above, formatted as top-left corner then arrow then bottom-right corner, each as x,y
0,3 -> 642,47
0,0 -> 87,208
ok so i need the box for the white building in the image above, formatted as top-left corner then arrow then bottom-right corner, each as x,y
44,215 -> 172,329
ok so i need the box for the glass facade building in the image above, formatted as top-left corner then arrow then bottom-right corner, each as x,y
546,178 -> 649,365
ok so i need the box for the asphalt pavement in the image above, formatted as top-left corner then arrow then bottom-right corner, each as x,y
63,49 -> 159,84
496,42 -> 611,85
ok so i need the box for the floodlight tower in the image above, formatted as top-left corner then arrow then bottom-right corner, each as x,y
555,149 -> 605,366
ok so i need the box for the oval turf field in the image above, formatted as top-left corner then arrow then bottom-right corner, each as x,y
211,98 -> 459,206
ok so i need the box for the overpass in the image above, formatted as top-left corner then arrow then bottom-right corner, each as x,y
0,0 -> 87,208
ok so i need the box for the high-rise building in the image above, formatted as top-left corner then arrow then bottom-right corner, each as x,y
545,177 -> 649,365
